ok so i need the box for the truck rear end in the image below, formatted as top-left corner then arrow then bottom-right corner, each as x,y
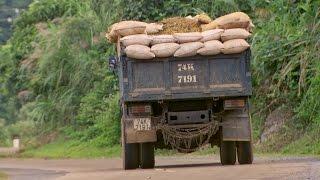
116,49 -> 253,169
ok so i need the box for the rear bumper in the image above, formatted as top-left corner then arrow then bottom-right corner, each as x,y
123,88 -> 251,102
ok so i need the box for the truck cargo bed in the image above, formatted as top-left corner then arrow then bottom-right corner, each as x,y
119,50 -> 252,102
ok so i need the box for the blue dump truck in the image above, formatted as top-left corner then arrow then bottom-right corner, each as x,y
111,48 -> 253,169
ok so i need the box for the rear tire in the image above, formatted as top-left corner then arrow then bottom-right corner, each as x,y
140,142 -> 155,169
122,114 -> 140,170
123,143 -> 140,170
237,141 -> 253,164
220,141 -> 236,165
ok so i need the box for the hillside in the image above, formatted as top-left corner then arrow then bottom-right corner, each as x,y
0,0 -> 319,155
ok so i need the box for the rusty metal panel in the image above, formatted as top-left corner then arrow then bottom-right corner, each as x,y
222,109 -> 251,141
125,117 -> 157,143
130,61 -> 165,93
209,58 -> 244,89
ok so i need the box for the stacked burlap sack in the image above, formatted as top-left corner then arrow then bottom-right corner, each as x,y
106,12 -> 253,60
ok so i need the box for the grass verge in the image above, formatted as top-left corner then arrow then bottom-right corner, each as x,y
16,128 -> 320,159
20,140 -> 291,159
282,128 -> 320,155
20,143 -> 223,159
254,125 -> 320,157
20,140 -> 218,159
21,138 -> 121,159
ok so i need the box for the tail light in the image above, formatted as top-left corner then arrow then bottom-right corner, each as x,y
224,99 -> 245,110
129,104 -> 152,116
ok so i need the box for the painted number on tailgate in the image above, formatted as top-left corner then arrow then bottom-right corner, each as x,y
177,64 -> 197,83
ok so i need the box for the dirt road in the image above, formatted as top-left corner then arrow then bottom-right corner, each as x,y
0,155 -> 319,180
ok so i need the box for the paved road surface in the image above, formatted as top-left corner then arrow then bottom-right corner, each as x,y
0,155 -> 319,180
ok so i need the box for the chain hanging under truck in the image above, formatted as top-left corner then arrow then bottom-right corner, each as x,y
158,120 -> 219,153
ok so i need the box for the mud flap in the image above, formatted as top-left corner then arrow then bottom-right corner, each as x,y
124,117 -> 157,143
221,109 -> 251,141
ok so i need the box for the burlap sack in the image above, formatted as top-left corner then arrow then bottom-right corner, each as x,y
125,45 -> 155,59
201,12 -> 253,31
146,23 -> 163,34
221,39 -> 250,54
173,32 -> 202,43
151,35 -> 176,45
174,42 -> 204,57
106,32 -> 117,43
201,29 -> 224,42
120,34 -> 152,47
186,15 -> 198,22
221,28 -> 251,42
194,13 -> 212,24
197,40 -> 223,55
106,23 -> 119,43
113,21 -> 147,36
151,43 -> 180,58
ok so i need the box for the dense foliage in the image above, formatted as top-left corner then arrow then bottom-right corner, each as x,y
0,0 -> 122,147
252,1 -> 320,128
0,0 -> 319,153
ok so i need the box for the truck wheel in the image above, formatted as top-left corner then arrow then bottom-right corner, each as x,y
123,143 -> 140,170
220,141 -> 236,165
140,142 -> 155,169
237,141 -> 253,164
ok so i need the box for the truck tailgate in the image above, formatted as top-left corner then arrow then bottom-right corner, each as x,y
120,50 -> 252,102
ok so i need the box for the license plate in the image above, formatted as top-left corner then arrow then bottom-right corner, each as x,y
133,118 -> 151,131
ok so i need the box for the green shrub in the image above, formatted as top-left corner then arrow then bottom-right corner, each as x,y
14,0 -> 81,28
9,25 -> 37,60
120,0 -> 255,21
251,0 -> 320,129
296,61 -> 320,126
71,91 -> 120,147
0,118 -> 9,146
6,120 -> 37,146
